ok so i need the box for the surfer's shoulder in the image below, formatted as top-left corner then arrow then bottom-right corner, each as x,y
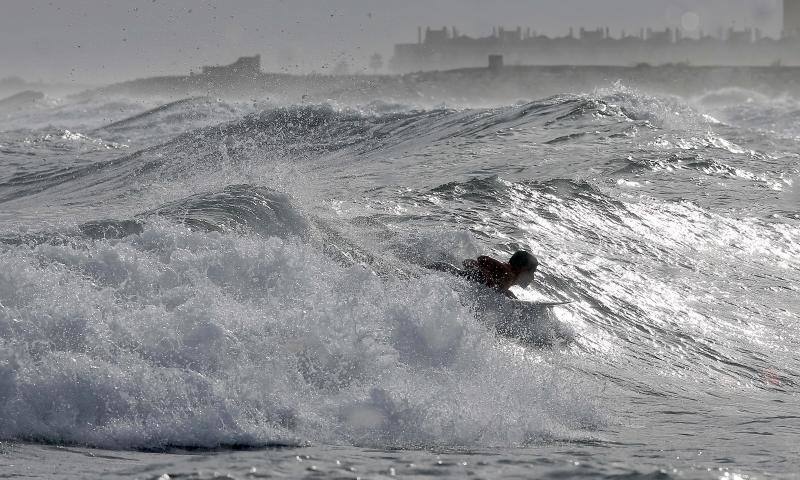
476,255 -> 504,268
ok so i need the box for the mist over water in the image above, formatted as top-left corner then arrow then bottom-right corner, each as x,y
0,75 -> 799,478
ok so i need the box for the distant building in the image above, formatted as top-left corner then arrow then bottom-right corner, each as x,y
424,27 -> 450,44
727,28 -> 754,44
488,54 -> 504,70
200,55 -> 261,77
391,22 -> 800,72
646,28 -> 673,44
580,27 -> 605,42
785,0 -> 800,37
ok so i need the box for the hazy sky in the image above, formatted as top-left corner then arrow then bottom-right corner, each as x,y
0,0 -> 783,84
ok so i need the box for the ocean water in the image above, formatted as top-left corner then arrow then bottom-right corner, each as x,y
0,83 -> 798,479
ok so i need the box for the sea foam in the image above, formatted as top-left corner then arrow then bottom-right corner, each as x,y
0,221 -> 601,449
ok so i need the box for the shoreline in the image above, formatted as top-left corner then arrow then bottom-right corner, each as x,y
70,64 -> 800,105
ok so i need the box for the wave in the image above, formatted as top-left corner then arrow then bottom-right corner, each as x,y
0,96 -> 645,207
0,220 -> 601,450
93,97 -> 259,143
1,89 -> 798,452
398,175 -> 800,389
141,184 -> 311,239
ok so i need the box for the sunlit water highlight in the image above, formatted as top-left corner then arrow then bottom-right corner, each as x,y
0,85 -> 798,479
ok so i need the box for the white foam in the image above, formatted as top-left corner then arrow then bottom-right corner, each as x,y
0,222 -> 603,449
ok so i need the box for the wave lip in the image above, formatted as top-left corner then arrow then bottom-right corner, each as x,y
142,184 -> 311,238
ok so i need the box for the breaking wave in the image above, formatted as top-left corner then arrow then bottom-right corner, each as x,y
0,86 -> 797,451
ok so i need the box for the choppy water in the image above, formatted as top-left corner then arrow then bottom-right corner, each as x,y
0,83 -> 798,479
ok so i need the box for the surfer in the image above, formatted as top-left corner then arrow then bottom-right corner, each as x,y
426,250 -> 538,299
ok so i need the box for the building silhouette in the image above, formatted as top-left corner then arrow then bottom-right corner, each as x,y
391,3 -> 800,72
199,55 -> 261,77
785,0 -> 800,37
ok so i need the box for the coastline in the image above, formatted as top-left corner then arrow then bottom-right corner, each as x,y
72,64 -> 800,105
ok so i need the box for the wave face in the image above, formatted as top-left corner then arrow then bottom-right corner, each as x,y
0,87 -> 798,470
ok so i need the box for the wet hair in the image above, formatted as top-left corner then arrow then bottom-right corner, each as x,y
509,250 -> 538,272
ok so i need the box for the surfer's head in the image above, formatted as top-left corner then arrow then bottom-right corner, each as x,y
510,250 -> 538,272
509,250 -> 538,287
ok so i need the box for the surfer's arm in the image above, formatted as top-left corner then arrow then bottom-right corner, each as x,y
425,262 -> 463,276
462,258 -> 479,270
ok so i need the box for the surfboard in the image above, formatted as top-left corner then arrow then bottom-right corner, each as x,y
521,300 -> 573,307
